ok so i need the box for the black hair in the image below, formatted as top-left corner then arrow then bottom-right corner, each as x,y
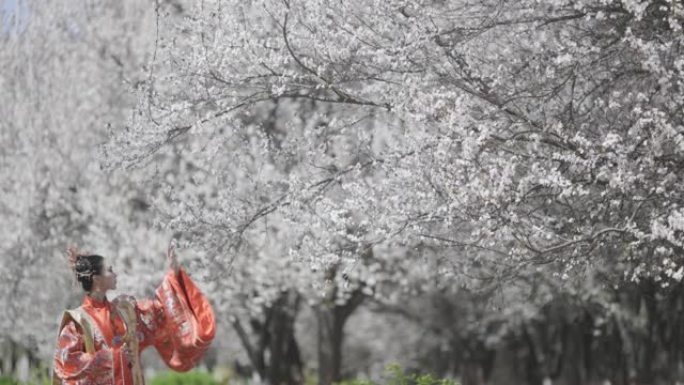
73,255 -> 105,292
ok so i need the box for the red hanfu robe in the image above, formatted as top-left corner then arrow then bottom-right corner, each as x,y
52,267 -> 216,385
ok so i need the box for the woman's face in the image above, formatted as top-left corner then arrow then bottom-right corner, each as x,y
93,263 -> 118,292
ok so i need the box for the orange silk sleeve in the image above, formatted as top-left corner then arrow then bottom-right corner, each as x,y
136,267 -> 216,372
53,320 -> 119,383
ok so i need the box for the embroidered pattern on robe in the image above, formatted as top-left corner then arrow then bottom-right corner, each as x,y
52,268 -> 216,385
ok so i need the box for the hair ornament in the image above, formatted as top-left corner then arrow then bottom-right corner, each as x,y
66,246 -> 96,280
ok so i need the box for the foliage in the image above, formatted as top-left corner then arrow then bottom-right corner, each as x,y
149,370 -> 219,385
0,374 -> 49,385
0,376 -> 19,385
98,0 -> 684,318
335,364 -> 458,385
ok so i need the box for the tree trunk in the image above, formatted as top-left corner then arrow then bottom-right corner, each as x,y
316,288 -> 365,385
267,291 -> 304,385
460,360 -> 486,385
317,306 -> 346,385
232,290 -> 304,385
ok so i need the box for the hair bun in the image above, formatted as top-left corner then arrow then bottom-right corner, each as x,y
66,247 -> 104,291
66,246 -> 95,277
66,246 -> 83,272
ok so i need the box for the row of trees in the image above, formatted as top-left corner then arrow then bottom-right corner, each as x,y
2,0 -> 684,384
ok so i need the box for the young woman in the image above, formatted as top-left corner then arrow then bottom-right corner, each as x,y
52,243 -> 216,385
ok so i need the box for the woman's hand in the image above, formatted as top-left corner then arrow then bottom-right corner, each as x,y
167,239 -> 180,275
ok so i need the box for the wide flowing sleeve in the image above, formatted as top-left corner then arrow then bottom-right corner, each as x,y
136,267 -> 216,372
53,320 -> 119,383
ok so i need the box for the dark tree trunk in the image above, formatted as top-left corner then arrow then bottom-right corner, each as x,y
316,288 -> 365,385
317,306 -> 345,385
232,290 -> 304,385
267,292 -> 304,385
460,360 -> 486,385
315,247 -> 372,385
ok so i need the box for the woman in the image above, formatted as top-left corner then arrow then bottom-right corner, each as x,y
52,242 -> 216,385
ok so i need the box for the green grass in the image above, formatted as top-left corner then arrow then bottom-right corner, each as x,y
0,376 -> 20,385
149,370 -> 219,385
4,363 -> 455,385
335,364 -> 459,385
